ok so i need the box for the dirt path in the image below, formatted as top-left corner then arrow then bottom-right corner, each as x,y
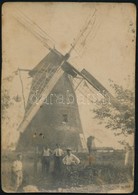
36,182 -> 133,193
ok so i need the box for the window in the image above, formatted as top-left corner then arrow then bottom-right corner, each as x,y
62,114 -> 68,123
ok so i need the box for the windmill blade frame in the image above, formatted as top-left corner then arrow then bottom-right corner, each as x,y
14,9 -> 55,50
62,63 -> 126,112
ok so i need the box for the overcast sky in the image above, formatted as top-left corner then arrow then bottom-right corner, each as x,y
2,2 -> 136,149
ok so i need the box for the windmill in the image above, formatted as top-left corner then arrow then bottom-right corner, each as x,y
15,10 -> 124,152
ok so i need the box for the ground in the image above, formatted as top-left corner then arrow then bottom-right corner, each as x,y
1,150 -> 134,193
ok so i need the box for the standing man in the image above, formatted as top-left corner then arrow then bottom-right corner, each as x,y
87,136 -> 95,154
62,148 -> 80,165
87,136 -> 96,166
41,145 -> 52,177
62,148 -> 80,186
124,143 -> 134,179
12,154 -> 23,191
53,144 -> 64,178
124,143 -> 131,166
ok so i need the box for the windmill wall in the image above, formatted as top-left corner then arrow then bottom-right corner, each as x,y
17,73 -> 85,152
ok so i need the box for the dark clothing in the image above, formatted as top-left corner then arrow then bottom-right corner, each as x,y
41,148 -> 52,176
41,156 -> 51,175
54,156 -> 62,171
53,156 -> 63,178
63,164 -> 79,186
87,137 -> 93,154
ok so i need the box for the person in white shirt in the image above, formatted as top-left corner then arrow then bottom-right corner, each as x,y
12,154 -> 23,191
62,148 -> 80,166
53,144 -> 64,177
53,144 -> 64,157
41,145 -> 52,176
62,148 -> 80,186
124,143 -> 131,166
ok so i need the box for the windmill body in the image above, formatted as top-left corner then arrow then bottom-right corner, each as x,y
17,49 -> 86,152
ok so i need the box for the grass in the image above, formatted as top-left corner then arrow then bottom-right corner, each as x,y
1,150 -> 133,192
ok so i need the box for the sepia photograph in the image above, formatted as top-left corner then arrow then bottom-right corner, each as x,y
1,2 -> 136,193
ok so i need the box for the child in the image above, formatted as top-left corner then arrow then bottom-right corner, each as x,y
12,154 -> 23,191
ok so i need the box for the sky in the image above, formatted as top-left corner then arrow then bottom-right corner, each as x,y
2,2 -> 136,150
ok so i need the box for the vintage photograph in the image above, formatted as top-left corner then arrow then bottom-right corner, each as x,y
1,2 -> 136,193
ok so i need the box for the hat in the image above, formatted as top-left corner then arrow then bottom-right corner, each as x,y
17,153 -> 22,158
66,148 -> 72,151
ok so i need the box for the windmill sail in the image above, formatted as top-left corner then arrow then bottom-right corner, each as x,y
80,69 -> 125,111
25,49 -> 64,114
15,10 -> 55,50
17,49 -> 69,133
61,63 -> 124,111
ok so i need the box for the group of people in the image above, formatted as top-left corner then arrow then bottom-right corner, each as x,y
11,144 -> 81,191
41,144 -> 80,177
11,136 -> 97,191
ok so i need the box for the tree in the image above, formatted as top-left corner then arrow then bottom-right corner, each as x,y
2,72 -> 21,150
92,79 -> 135,137
1,88 -> 12,120
2,71 -> 20,120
